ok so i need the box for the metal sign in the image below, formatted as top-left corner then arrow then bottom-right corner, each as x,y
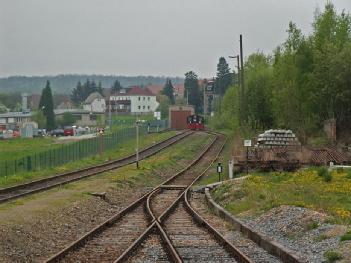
244,139 -> 252,147
205,82 -> 214,93
217,162 -> 222,182
217,162 -> 222,173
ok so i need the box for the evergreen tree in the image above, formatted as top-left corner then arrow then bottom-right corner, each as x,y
70,79 -> 103,105
216,57 -> 232,95
71,81 -> 84,105
184,71 -> 202,113
162,78 -> 175,105
111,79 -> 123,94
39,81 -> 56,130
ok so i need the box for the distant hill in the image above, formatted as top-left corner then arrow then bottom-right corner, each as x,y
0,75 -> 184,94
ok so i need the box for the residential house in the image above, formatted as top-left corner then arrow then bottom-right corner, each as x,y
83,92 -> 106,113
108,86 -> 159,114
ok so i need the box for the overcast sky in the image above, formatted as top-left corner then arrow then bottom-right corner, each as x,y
0,0 -> 350,78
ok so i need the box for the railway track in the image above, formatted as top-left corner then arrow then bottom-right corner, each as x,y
0,131 -> 192,204
45,131 -> 294,263
45,131 -> 219,262
117,133 -> 252,263
47,131 -> 216,262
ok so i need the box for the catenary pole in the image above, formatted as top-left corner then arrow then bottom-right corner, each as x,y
240,34 -> 245,123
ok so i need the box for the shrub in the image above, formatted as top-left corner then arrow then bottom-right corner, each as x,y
324,172 -> 333,182
324,250 -> 342,262
317,167 -> 328,177
317,167 -> 332,182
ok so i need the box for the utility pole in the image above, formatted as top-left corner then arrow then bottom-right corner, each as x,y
108,98 -> 112,128
135,119 -> 139,169
240,34 -> 245,123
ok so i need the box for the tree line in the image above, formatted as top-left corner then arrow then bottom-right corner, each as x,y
213,3 -> 351,139
0,75 -> 184,94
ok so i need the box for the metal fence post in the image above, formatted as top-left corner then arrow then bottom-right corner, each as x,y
27,156 -> 32,171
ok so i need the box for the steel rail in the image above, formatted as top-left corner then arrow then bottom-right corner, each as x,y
115,134 -> 227,262
154,134 -> 253,263
113,135 -> 219,262
0,130 -> 192,204
44,131 -> 216,262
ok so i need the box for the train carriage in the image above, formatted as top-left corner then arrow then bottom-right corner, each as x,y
186,115 -> 205,130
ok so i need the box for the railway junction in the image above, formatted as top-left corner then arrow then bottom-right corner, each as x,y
0,130 -> 312,263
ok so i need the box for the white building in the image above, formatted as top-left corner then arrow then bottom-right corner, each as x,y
109,86 -> 159,114
0,112 -> 33,125
83,92 -> 106,113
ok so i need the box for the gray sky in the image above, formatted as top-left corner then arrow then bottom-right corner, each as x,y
0,0 -> 350,78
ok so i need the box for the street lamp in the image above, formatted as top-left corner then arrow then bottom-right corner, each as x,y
228,55 -> 240,86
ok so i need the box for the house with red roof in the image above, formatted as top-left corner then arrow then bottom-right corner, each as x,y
147,83 -> 185,98
108,86 -> 159,114
146,84 -> 164,96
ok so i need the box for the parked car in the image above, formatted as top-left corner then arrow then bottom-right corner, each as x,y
64,126 -> 74,136
51,129 -> 64,137
34,129 -> 46,138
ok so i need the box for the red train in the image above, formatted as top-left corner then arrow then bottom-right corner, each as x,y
186,115 -> 205,130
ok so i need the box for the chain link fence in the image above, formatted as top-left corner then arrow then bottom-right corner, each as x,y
0,120 -> 168,178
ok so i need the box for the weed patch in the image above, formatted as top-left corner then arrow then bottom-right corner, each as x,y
324,250 -> 342,262
340,231 -> 351,241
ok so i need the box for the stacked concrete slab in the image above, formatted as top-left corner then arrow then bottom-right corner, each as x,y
257,129 -> 300,148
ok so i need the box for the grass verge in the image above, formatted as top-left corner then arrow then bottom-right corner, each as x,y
212,168 -> 351,224
0,131 -> 177,188
0,132 -> 212,215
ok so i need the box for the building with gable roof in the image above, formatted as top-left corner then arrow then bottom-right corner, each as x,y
108,86 -> 159,114
83,92 -> 106,113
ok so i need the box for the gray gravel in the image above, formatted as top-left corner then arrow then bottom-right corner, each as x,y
243,205 -> 348,263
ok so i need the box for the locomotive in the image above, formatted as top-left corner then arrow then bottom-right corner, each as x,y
186,115 -> 205,130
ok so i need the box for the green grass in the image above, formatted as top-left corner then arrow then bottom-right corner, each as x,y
196,129 -> 236,186
0,131 -> 177,188
0,137 -> 62,161
212,168 -> 351,224
109,132 -> 213,189
0,132 -> 212,219
306,221 -> 319,230
111,114 -> 154,121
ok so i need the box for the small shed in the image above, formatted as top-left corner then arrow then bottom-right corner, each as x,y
20,121 -> 38,138
169,105 -> 195,130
